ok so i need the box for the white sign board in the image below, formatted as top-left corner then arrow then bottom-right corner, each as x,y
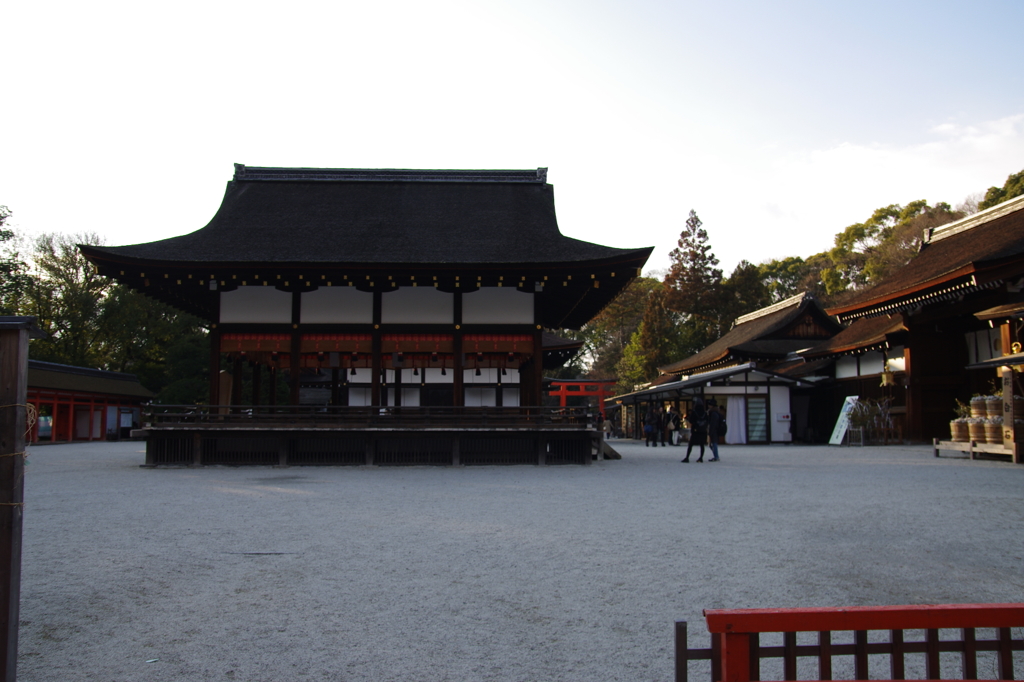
829,396 -> 859,445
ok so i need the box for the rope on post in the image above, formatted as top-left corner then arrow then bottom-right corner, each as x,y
0,402 -> 37,440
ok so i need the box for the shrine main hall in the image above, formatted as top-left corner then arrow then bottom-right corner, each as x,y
81,165 -> 652,466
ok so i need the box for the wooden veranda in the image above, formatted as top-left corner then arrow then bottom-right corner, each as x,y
142,404 -> 599,466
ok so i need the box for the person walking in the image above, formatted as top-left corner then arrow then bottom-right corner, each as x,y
682,398 -> 708,462
706,398 -> 723,461
644,405 -> 662,447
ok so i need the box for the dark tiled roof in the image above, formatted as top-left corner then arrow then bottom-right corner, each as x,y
82,165 -> 651,267
28,360 -> 154,398
658,294 -> 841,375
829,196 -> 1024,318
800,315 -> 906,358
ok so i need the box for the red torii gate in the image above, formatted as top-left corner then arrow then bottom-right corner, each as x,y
546,379 -> 617,412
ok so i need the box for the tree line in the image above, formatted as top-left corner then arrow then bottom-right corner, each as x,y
0,218 -> 209,403
2,168 -> 1022,400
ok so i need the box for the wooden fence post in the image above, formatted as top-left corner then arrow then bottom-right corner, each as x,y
720,632 -> 751,682
0,317 -> 42,682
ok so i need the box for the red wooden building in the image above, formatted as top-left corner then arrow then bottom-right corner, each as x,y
27,360 -> 153,443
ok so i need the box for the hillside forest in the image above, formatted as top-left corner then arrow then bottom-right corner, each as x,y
1,168 -> 1023,401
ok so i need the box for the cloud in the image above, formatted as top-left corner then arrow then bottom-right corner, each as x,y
705,113 -> 1024,269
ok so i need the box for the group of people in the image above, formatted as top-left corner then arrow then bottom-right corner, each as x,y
643,398 -> 723,462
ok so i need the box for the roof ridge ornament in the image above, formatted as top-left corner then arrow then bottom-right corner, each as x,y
232,164 -> 548,184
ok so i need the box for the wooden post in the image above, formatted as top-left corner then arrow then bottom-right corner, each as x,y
0,317 -> 41,682
251,362 -> 261,407
1001,367 -> 1017,460
453,333 -> 464,407
208,328 -> 221,407
232,356 -> 243,412
371,332 -> 382,407
289,331 -> 301,407
720,632 -> 752,682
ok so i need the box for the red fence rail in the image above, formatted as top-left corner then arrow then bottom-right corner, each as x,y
677,604 -> 1024,682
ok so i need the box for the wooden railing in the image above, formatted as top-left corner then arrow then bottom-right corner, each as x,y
676,604 -> 1024,682
143,404 -> 594,430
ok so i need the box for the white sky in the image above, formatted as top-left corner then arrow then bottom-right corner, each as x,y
3,0 -> 1023,276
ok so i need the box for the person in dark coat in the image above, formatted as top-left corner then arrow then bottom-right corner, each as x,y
682,398 -> 708,462
706,398 -> 723,461
644,405 -> 663,447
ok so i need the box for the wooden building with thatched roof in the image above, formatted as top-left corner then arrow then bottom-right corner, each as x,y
80,165 -> 652,465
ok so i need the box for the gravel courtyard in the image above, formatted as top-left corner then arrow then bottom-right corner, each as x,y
15,440 -> 1024,681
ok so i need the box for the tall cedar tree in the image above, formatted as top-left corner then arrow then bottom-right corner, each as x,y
664,210 -> 725,350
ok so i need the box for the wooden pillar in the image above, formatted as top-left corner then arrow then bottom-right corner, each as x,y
269,367 -> 278,408
208,328 -> 221,406
0,318 -> 38,682
372,292 -> 382,407
533,327 -> 544,407
903,343 -> 919,441
290,292 -> 302,406
371,333 -> 382,407
251,362 -> 262,407
453,333 -> 464,407
289,332 -> 301,406
720,632 -> 752,682
232,356 -> 244,410
331,368 -> 340,406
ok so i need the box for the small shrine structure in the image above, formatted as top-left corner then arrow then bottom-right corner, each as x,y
80,165 -> 652,465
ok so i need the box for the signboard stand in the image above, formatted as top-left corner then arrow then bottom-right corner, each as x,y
829,396 -> 859,446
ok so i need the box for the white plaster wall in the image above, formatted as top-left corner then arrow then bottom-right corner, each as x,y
465,387 -> 498,407
220,286 -> 292,324
502,388 -> 520,406
301,287 -> 373,324
769,385 -> 792,442
966,328 -> 1001,363
423,368 -> 453,384
836,356 -> 858,379
464,368 -> 500,384
381,288 -> 453,324
348,368 -> 373,383
860,351 -> 885,375
886,346 -> 906,372
462,288 -> 534,324
348,388 -> 371,406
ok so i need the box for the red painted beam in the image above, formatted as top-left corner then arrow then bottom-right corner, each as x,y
704,603 -> 1024,633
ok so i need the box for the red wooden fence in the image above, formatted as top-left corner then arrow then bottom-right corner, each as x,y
677,604 -> 1024,682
